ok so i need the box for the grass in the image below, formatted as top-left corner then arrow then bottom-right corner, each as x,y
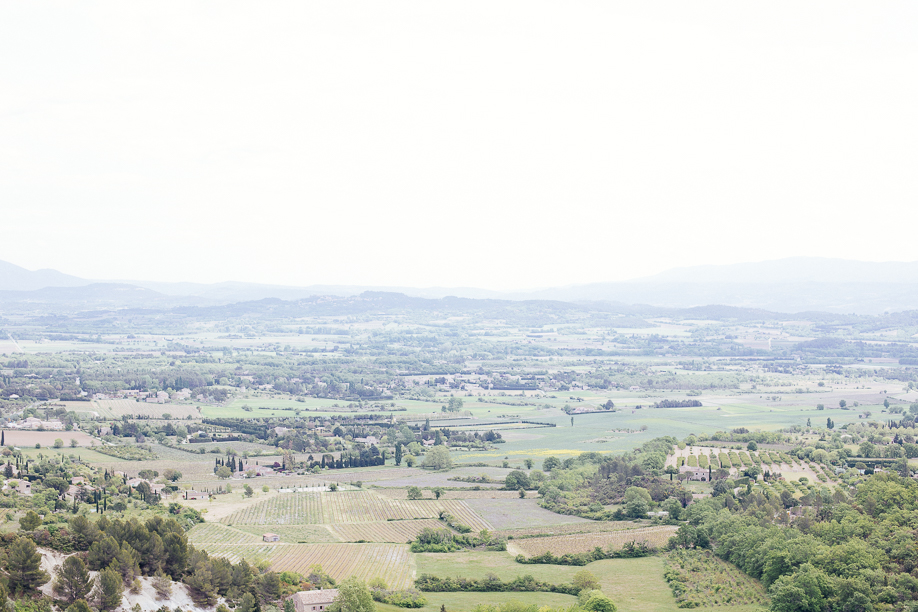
413,551 -> 760,612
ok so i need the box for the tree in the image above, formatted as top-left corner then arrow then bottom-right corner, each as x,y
66,601 -> 92,612
421,446 -> 452,470
70,438 -> 79,447
524,458 -> 533,470
839,400 -> 847,409
97,566 -> 123,611
216,466 -> 232,479
19,510 -> 42,531
407,486 -> 423,500
543,456 -> 561,471
432,487 -> 444,500
623,486 -> 652,518
745,465 -> 762,480
163,469 -> 182,482
244,484 -> 253,497
237,592 -> 257,612
664,465 -> 679,481
769,564 -> 830,612
152,570 -> 172,600
54,438 -> 64,449
394,442 -> 402,466
826,418 -> 834,430
746,441 -> 758,451
504,470 -> 531,490
54,555 -> 93,604
404,455 -> 415,467
579,590 -> 617,612
328,577 -> 375,612
7,537 -> 49,593
572,570 -> 600,591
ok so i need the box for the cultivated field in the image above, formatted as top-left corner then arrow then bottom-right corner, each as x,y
374,488 -> 536,500
510,525 -> 679,557
494,519 -> 667,539
202,543 -> 414,589
463,498 -> 588,530
2,430 -> 96,448
94,399 -> 202,419
220,490 -> 492,531
329,519 -> 446,543
188,523 -> 265,545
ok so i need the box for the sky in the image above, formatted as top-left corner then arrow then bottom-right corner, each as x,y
1,2 -> 917,291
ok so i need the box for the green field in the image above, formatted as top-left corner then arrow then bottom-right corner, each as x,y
411,552 -> 761,612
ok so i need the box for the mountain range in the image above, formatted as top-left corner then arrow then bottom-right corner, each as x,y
1,257 -> 917,315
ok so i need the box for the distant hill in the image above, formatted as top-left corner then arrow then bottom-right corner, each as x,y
2,256 -> 918,314
636,257 -> 918,284
0,260 -> 90,291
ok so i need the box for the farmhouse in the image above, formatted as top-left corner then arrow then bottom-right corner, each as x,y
263,533 -> 280,542
679,466 -> 710,481
292,590 -> 339,612
184,490 -> 206,500
17,481 -> 32,496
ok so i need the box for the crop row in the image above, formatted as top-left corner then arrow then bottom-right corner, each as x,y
220,491 -> 492,531
188,523 -> 264,545
272,543 -> 413,589
330,519 -> 445,543
511,525 -> 678,557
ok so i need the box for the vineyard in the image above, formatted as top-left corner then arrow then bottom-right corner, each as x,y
220,490 -> 492,531
188,523 -> 265,545
663,549 -> 769,607
201,543 -> 414,589
510,525 -> 678,557
495,520 -> 670,539
329,519 -> 445,543
232,524 -> 340,543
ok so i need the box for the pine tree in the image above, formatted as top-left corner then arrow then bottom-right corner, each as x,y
54,555 -> 93,604
97,566 -> 123,611
6,537 -> 49,593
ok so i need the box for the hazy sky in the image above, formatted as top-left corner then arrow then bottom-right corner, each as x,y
2,2 -> 917,290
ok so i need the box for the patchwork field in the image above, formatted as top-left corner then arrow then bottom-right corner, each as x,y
93,399 -> 202,419
330,519 -> 446,543
462,498 -> 588,530
510,525 -> 679,557
220,490 -> 492,531
2,430 -> 96,448
202,543 -> 414,589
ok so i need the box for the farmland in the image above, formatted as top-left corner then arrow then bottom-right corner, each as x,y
330,519 -> 446,543
462,498 -> 588,530
200,543 -> 415,589
94,399 -> 203,419
510,525 -> 679,557
220,490 -> 492,531
2,430 -> 96,448
6,286 -> 918,612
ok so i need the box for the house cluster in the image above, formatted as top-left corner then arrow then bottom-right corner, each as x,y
92,388 -> 191,402
235,463 -> 275,477
6,417 -> 64,430
679,465 -> 710,481
353,435 -> 378,447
